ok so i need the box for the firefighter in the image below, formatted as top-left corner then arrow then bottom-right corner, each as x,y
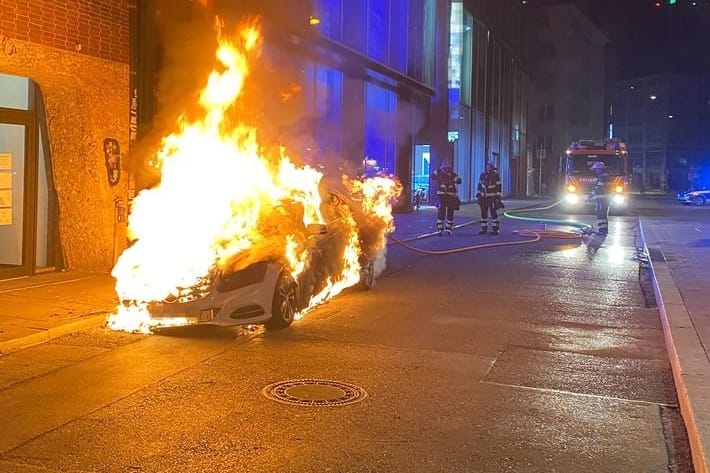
592,161 -> 611,235
432,160 -> 462,236
476,162 -> 503,235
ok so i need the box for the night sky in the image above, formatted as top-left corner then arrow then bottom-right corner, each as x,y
538,0 -> 710,79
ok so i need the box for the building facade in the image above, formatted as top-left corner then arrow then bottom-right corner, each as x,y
133,0 -> 531,207
446,0 -> 532,201
0,0 -> 130,280
530,4 -> 608,195
611,74 -> 710,192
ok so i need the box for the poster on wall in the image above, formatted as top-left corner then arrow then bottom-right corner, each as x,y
103,138 -> 121,187
0,189 -> 10,206
0,172 -> 10,189
0,208 -> 11,225
0,153 -> 14,226
0,153 -> 11,171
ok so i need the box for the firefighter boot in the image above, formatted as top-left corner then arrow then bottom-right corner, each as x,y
445,220 -> 454,235
437,219 -> 444,236
491,219 -> 500,235
478,219 -> 488,234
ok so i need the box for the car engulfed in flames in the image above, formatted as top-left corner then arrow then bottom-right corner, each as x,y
144,185 -> 392,330
107,19 -> 401,334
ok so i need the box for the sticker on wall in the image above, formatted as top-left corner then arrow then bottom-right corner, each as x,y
0,172 -> 11,189
0,153 -> 11,171
103,138 -> 121,187
0,208 -> 11,226
0,189 -> 10,207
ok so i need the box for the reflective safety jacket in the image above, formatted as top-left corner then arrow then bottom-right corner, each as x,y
432,167 -> 462,197
476,171 -> 501,199
593,171 -> 612,197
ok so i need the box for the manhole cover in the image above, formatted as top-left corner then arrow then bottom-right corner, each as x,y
262,379 -> 367,406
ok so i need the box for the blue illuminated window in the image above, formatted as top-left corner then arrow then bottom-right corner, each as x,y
368,0 -> 389,62
316,66 -> 343,155
316,0 -> 342,41
389,0 -> 408,72
364,83 -> 397,174
343,0 -> 367,52
407,0 -> 424,81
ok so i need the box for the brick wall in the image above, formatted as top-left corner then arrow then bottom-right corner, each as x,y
0,0 -> 129,63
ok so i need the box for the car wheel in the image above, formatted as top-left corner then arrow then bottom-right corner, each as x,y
267,271 -> 297,329
360,261 -> 376,289
693,195 -> 706,206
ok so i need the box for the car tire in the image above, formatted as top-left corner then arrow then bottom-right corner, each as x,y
360,261 -> 376,290
266,271 -> 297,329
693,195 -> 706,206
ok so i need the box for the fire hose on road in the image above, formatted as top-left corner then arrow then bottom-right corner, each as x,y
388,200 -> 590,256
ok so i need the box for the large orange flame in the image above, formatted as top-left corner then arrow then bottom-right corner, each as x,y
108,20 -> 400,333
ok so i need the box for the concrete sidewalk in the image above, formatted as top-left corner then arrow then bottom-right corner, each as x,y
0,271 -> 117,354
640,216 -> 710,473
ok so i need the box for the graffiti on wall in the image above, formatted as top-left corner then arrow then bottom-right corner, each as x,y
103,138 -> 121,186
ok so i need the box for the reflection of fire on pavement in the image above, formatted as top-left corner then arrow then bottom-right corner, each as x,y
108,20 -> 401,334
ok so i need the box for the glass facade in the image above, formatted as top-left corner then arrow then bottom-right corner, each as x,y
447,2 -> 530,199
305,0 -> 436,193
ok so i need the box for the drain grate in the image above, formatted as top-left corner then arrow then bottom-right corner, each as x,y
262,379 -> 367,406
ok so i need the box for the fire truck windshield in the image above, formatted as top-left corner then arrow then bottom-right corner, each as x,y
567,154 -> 624,176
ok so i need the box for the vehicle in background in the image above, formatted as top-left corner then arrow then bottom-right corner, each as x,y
560,138 -> 631,211
676,188 -> 710,206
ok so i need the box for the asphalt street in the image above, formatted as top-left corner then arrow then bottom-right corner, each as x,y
0,195 -> 698,473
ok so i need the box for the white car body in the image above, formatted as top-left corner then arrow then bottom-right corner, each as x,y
148,262 -> 281,326
677,189 -> 710,206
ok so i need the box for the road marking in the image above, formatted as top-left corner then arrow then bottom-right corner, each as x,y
0,277 -> 95,294
480,379 -> 678,408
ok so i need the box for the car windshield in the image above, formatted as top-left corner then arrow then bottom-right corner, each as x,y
567,154 -> 624,175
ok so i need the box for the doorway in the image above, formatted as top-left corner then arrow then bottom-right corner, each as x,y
412,144 -> 431,205
0,73 -> 60,280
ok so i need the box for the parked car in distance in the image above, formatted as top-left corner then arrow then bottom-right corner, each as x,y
676,188 -> 710,206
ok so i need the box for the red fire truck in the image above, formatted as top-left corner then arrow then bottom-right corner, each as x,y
561,138 -> 630,208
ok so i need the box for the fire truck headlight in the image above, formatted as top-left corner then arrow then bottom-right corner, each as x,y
565,193 -> 580,204
612,194 -> 625,205
566,184 -> 577,193
614,185 -> 624,193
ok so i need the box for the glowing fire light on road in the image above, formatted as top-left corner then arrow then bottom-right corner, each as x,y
108,20 -> 400,333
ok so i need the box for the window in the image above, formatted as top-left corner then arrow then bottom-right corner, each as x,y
407,0 -> 424,81
389,0 -> 408,72
364,83 -> 397,174
343,0 -> 367,52
368,0 -> 389,62
315,66 -> 343,155
315,0 -> 342,41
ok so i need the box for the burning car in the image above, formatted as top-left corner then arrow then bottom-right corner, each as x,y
106,22 -> 401,334
145,186 -> 382,329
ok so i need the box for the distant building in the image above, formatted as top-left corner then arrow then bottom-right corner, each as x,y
530,4 -> 608,195
611,74 -> 710,192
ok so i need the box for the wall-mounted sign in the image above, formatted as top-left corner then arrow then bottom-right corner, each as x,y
0,208 -> 11,225
0,172 -> 11,189
0,189 -> 10,207
0,153 -> 11,170
103,138 -> 121,187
